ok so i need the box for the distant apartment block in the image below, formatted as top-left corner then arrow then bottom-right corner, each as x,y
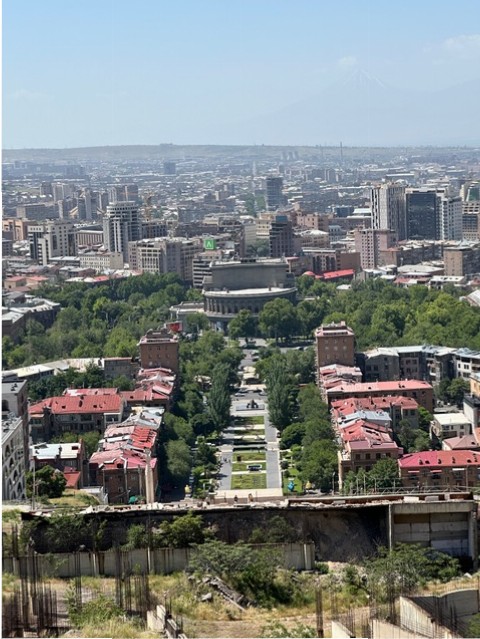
28,220 -> 77,265
406,189 -> 440,240
444,243 -> 480,276
371,184 -> 406,241
354,227 -> 395,269
78,251 -> 125,272
128,237 -> 200,281
265,176 -> 284,211
103,201 -> 141,260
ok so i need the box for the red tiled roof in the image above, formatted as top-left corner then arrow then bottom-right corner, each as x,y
321,269 -> 355,280
63,471 -> 81,489
332,395 -> 418,417
329,380 -> 432,393
341,420 -> 396,447
399,450 -> 480,469
90,447 -> 157,470
29,394 -> 123,415
63,388 -> 119,396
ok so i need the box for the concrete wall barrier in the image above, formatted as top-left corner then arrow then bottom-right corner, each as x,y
3,542 -> 315,578
331,620 -> 355,638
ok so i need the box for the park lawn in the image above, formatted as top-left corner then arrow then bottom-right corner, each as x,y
48,490 -> 100,508
231,473 -> 267,490
231,427 -> 265,435
233,415 -> 264,426
232,462 -> 266,472
231,451 -> 266,462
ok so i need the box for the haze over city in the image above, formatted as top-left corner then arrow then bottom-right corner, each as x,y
3,0 -> 480,149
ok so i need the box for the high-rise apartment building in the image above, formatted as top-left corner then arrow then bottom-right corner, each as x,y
103,201 -> 141,262
406,189 -> 439,240
124,184 -> 139,202
354,228 -> 395,269
266,176 -> 284,211
269,215 -> 294,258
371,184 -> 406,241
108,185 -> 126,204
28,220 -> 77,265
163,161 -> 177,176
405,188 -> 462,242
437,191 -> 463,241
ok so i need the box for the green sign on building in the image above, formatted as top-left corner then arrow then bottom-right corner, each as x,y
204,238 -> 217,250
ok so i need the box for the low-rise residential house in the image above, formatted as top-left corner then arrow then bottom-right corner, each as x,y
337,420 -> 402,488
453,349 -> 480,379
29,391 -> 126,442
325,380 -> 434,413
431,412 -> 472,440
331,395 -> 419,431
120,368 -> 176,409
31,441 -> 87,487
442,435 -> 480,451
399,450 -> 480,490
88,408 -> 163,504
103,357 -> 139,381
464,395 -> 480,431
472,372 -> 480,399
89,422 -> 159,505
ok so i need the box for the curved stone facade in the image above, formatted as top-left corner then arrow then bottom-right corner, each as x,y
204,287 -> 297,323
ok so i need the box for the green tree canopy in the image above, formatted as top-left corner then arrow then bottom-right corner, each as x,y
228,309 -> 257,341
259,298 -> 297,343
26,465 -> 67,499
208,363 -> 232,431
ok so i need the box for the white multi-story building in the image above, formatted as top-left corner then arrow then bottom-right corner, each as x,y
437,191 -> 463,241
103,201 -> 141,261
78,251 -> 125,271
28,220 -> 77,265
128,237 -> 201,282
371,184 -> 406,241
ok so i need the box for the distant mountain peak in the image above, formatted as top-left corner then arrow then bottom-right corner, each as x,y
339,68 -> 388,91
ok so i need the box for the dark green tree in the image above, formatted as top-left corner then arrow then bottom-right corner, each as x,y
26,465 -> 67,499
265,358 -> 295,430
298,440 -> 338,491
228,309 -> 257,342
367,458 -> 400,491
208,363 -> 231,430
165,440 -> 192,484
259,298 -> 298,343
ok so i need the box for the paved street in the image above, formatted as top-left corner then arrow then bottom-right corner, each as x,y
216,343 -> 283,498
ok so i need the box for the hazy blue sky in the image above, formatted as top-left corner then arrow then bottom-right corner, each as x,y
3,0 -> 480,148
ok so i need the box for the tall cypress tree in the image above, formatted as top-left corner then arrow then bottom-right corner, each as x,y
208,363 -> 231,430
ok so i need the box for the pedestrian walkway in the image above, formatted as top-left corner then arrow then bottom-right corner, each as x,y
215,392 -> 283,497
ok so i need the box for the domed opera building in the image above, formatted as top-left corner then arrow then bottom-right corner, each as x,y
202,258 -> 297,331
